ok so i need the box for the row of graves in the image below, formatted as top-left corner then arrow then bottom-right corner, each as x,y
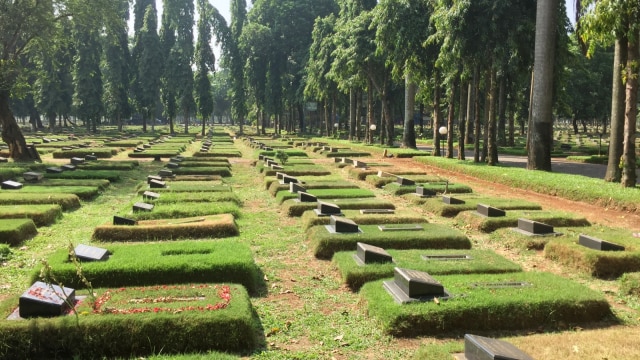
0,131 -> 265,359
253,140 -> 617,359
0,150 -> 140,245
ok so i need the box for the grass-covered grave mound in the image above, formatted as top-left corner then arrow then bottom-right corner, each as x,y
23,178 -> 111,190
410,193 -> 542,217
138,182 -> 231,193
44,170 -> 122,182
333,249 -> 522,290
52,148 -> 117,159
144,191 -> 241,206
35,239 -> 261,293
9,185 -> 102,200
0,219 -> 38,245
455,209 -> 590,233
93,214 -> 239,241
0,284 -> 258,358
267,179 -> 359,197
123,200 -> 241,220
365,174 -> 445,188
360,272 -> 612,337
544,226 -> 640,278
0,204 -> 63,226
282,198 -> 396,217
300,209 -> 425,230
0,193 -> 81,211
275,188 -> 375,204
308,222 -> 470,259
262,166 -> 332,177
167,167 -> 232,177
382,182 -> 473,196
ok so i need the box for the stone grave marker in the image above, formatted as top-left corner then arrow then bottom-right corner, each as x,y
378,224 -> 423,232
46,167 -> 64,174
579,234 -> 625,251
158,169 -> 173,178
383,268 -> 450,304
353,160 -> 368,168
113,216 -> 137,226
289,182 -> 307,194
298,192 -> 318,202
0,157 -> 7,163
325,215 -> 360,234
360,209 -> 395,214
134,147 -> 145,153
19,281 -> 76,318
258,155 -> 265,161
315,201 -> 342,216
167,162 -> 180,169
147,175 -> 162,184
422,254 -> 472,261
415,186 -> 436,197
275,172 -> 286,180
515,219 -> 557,236
281,174 -> 299,184
149,179 -> 166,188
70,157 -> 85,165
43,138 -> 51,143
133,202 -> 154,212
170,156 -> 183,163
264,147 -> 273,151
73,244 -> 109,261
85,154 -> 98,161
1,180 -> 23,190
341,157 -> 353,164
442,195 -> 465,205
143,144 -> 152,149
459,334 -> 534,360
271,164 -> 284,170
396,176 -> 415,186
61,164 -> 76,171
266,159 -> 277,167
354,242 -> 393,265
23,172 -> 43,182
377,170 -> 392,177
476,204 -> 506,217
143,191 -> 161,200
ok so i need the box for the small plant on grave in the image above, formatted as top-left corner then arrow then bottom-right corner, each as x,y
67,242 -> 97,310
39,259 -> 80,326
275,150 -> 289,165
0,244 -> 11,261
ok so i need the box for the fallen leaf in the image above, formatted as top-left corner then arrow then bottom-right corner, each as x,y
334,334 -> 344,341
264,275 -> 269,281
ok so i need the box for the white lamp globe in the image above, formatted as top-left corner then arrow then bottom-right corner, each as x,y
369,124 -> 377,131
438,126 -> 448,135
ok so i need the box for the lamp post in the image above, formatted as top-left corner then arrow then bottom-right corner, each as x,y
598,132 -> 602,157
369,124 -> 376,143
333,122 -> 339,138
438,126 -> 448,157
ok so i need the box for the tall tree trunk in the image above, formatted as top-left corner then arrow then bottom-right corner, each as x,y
605,39 -> 627,182
0,90 -> 41,161
498,75 -> 507,146
433,72 -> 442,156
446,77 -> 458,159
349,89 -> 357,140
621,34 -> 638,187
323,98 -> 329,137
508,104 -> 515,146
367,81 -> 375,143
481,68 -> 490,163
402,73 -> 417,148
184,109 -> 190,134
473,65 -> 481,163
331,94 -> 337,136
487,67 -> 499,165
458,78 -> 468,160
383,93 -> 394,147
527,0 -> 557,171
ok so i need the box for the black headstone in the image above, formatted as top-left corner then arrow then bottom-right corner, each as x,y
143,144 -> 152,148
167,162 -> 180,169
266,160 -> 278,167
84,154 -> 98,161
275,172 -> 286,180
113,216 -> 137,226
23,172 -> 43,182
147,175 -> 162,184
271,164 -> 284,170
579,234 -> 625,252
46,167 -> 64,174
289,182 -> 307,194
353,160 -> 367,168
517,219 -> 554,235
396,176 -> 416,186
341,157 -> 353,164
298,192 -> 318,202
477,204 -> 506,217
134,147 -> 144,153
143,191 -> 161,200
61,164 -> 76,171
19,281 -> 75,318
258,155 -> 265,161
355,242 -> 392,265
281,175 -> 298,184
415,186 -> 436,197
70,157 -> 85,165
73,244 -> 109,261
328,215 -> 360,233
464,334 -> 534,360
149,179 -> 166,188
1,180 -> 23,189
316,201 -> 341,215
442,195 -> 465,205
170,157 -> 184,163
393,268 -> 444,298
158,169 -> 173,177
133,202 -> 154,212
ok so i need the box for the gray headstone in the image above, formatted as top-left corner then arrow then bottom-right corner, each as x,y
422,254 -> 472,261
281,175 -> 298,184
61,164 -> 76,171
442,195 -> 465,205
355,242 -> 392,265
517,219 -> 554,235
579,234 -> 625,251
316,201 -> 341,215
327,215 -> 360,233
113,216 -> 137,226
70,157 -> 85,165
275,172 -> 286,180
73,244 -> 109,261
143,191 -> 161,200
360,209 -> 395,214
134,148 -> 144,153
19,281 -> 75,318
133,202 -> 154,212
170,157 -> 184,163
147,175 -> 162,184
84,154 -> 98,161
378,225 -> 423,232
271,164 -> 284,170
289,182 -> 307,194
23,172 -> 43,182
143,144 -> 152,148
149,179 -> 166,188
298,192 -> 318,202
353,160 -> 368,168
415,186 -> 436,197
158,169 -> 173,177
394,268 -> 444,298
46,167 -> 64,174
1,180 -> 23,190
477,204 -> 506,217
396,176 -> 415,186
464,334 -> 534,360
167,162 -> 180,169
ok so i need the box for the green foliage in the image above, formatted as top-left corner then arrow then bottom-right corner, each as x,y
0,244 -> 12,261
275,150 -> 289,165
267,179 -> 358,197
169,167 -> 232,177
333,249 -> 522,290
620,272 -> 640,296
138,182 -> 231,193
308,222 -> 471,259
51,148 -> 117,159
360,272 -> 611,336
148,192 -> 241,206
